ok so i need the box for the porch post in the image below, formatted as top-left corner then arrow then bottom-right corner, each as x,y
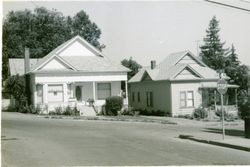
235,89 -> 238,108
72,83 -> 75,98
93,82 -> 96,101
34,84 -> 37,105
214,89 -> 217,112
125,80 -> 128,105
63,83 -> 68,103
43,83 -> 48,104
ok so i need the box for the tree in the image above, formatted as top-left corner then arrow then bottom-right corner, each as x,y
2,7 -> 104,81
5,75 -> 27,110
200,16 -> 228,70
224,46 -> 249,98
121,57 -> 142,79
227,44 -> 239,67
71,10 -> 105,51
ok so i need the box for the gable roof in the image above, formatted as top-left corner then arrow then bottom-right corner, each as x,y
129,51 -> 219,83
9,35 -> 129,74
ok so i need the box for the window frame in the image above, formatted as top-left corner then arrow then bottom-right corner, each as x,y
47,84 -> 64,103
137,92 -> 140,102
146,91 -> 153,107
36,84 -> 43,104
179,90 -> 194,108
132,92 -> 135,102
97,83 -> 111,100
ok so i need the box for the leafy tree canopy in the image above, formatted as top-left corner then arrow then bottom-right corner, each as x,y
3,7 -> 105,81
121,57 -> 142,80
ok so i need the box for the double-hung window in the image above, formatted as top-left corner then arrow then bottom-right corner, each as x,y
180,91 -> 194,108
36,84 -> 43,104
97,83 -> 111,100
146,91 -> 153,107
137,92 -> 140,102
132,92 -> 135,102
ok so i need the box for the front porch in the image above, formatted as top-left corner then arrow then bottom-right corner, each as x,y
34,80 -> 128,114
199,82 -> 239,118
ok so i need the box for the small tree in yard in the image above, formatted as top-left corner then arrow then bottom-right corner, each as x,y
5,74 -> 27,111
105,96 -> 124,116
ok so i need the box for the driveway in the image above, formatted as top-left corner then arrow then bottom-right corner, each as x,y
2,112 -> 250,166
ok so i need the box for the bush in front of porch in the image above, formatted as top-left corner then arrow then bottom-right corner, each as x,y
104,96 -> 124,116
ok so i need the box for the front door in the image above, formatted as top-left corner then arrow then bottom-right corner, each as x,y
76,86 -> 82,102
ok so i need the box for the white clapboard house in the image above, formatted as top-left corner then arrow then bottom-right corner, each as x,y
129,51 -> 239,117
9,35 -> 129,115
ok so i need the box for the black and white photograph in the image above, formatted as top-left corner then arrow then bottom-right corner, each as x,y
1,0 -> 250,166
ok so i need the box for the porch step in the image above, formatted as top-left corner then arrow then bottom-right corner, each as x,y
77,105 -> 96,116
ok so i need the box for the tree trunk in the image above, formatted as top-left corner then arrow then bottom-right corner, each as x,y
245,117 -> 250,139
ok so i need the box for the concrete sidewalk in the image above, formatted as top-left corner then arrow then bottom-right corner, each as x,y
179,131 -> 250,152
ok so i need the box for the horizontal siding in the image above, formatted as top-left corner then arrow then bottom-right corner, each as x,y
129,81 -> 171,113
171,82 -> 201,116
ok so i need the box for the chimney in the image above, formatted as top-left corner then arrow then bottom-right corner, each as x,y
151,60 -> 156,70
24,47 -> 30,73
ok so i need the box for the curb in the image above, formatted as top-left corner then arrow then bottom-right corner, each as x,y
41,115 -> 178,125
179,135 -> 250,152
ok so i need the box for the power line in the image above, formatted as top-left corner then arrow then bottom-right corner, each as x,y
204,0 -> 250,12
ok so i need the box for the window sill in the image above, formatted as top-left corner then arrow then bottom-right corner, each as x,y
180,106 -> 195,109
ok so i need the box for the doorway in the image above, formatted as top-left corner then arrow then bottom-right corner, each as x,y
76,86 -> 82,102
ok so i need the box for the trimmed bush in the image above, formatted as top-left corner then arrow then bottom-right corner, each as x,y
193,107 -> 208,119
105,96 -> 124,116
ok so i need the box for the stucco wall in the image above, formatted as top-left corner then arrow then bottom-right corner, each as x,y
129,81 -> 171,113
171,81 -> 202,116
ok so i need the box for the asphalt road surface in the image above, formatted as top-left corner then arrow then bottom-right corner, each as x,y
2,112 -> 250,166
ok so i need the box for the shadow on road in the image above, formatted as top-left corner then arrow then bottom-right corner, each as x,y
202,128 -> 244,137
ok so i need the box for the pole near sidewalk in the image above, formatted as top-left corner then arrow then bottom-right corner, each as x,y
221,93 -> 225,140
217,70 -> 227,140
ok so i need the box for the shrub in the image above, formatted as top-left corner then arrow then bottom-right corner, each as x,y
239,96 -> 250,119
121,107 -> 140,116
50,106 -> 79,116
63,106 -> 80,116
105,96 -> 124,116
5,75 -> 28,111
138,109 -> 170,116
54,106 -> 64,115
63,106 -> 72,115
193,107 -> 208,119
178,114 -> 193,119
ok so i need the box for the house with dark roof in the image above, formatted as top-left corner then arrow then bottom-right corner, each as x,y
9,35 -> 130,115
129,51 -> 239,117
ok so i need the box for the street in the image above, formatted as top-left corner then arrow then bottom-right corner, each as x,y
2,112 -> 250,166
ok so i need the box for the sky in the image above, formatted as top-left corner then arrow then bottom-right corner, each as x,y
3,0 -> 250,66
